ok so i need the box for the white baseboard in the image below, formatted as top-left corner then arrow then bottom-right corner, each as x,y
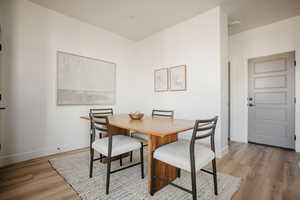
230,137 -> 248,144
0,144 -> 87,167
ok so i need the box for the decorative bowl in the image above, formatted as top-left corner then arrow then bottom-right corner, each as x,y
129,113 -> 144,120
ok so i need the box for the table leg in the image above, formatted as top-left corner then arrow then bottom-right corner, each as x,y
148,134 -> 178,193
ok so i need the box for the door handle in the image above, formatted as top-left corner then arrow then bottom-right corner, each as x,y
0,107 -> 7,110
247,103 -> 255,107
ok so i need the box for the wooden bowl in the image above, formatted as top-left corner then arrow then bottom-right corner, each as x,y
129,113 -> 144,120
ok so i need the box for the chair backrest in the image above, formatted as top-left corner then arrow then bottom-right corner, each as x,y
152,109 -> 174,118
90,114 -> 113,156
190,116 -> 218,153
90,108 -> 113,116
89,108 -> 113,130
90,114 -> 109,132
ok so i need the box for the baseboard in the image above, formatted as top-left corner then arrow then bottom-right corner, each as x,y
230,137 -> 248,144
248,141 -> 295,151
0,144 -> 87,167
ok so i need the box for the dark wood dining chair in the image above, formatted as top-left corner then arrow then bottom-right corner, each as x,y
150,116 -> 218,200
89,108 -> 123,166
130,109 -> 174,161
89,114 -> 144,194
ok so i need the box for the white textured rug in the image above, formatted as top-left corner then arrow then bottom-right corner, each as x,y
49,151 -> 241,200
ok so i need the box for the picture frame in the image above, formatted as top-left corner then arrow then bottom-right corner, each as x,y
154,68 -> 169,92
169,65 -> 187,91
57,51 -> 116,105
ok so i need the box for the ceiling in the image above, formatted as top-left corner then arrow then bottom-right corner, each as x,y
223,0 -> 300,35
30,0 -> 300,41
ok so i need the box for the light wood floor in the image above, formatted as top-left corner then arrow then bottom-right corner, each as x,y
1,142 -> 300,200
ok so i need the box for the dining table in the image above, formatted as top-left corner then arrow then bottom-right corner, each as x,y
80,113 -> 195,193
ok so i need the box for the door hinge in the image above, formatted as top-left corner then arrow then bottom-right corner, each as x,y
295,135 -> 297,141
0,43 -> 2,52
295,60 -> 297,67
294,97 -> 296,104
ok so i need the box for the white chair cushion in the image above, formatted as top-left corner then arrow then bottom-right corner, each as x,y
132,132 -> 148,140
92,135 -> 141,157
153,140 -> 215,172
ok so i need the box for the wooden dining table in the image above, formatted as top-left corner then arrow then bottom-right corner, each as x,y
80,114 -> 195,193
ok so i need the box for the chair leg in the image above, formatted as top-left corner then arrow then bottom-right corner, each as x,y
212,158 -> 218,195
99,133 -> 103,162
140,144 -> 144,179
191,163 -> 197,200
150,156 -> 155,196
130,151 -> 133,162
191,167 -> 197,200
89,133 -> 93,159
106,155 -> 112,195
89,148 -> 94,178
119,155 -> 123,166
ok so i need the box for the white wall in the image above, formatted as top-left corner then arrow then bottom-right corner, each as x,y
0,0 -> 134,166
219,8 -> 229,151
0,1 -> 229,166
131,7 -> 229,157
229,15 -> 300,152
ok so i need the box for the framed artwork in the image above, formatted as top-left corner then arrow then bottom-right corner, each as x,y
169,65 -> 187,91
154,68 -> 168,92
57,51 -> 116,105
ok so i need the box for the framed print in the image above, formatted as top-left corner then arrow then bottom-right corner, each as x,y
154,68 -> 168,92
57,51 -> 116,105
169,65 -> 187,91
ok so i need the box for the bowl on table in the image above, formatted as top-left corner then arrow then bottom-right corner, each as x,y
128,113 -> 144,120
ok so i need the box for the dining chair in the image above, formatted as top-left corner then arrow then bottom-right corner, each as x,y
150,116 -> 218,200
89,108 -> 123,166
130,109 -> 174,161
178,131 -> 211,149
89,114 -> 144,195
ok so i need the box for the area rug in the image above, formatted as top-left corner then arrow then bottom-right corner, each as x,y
49,151 -> 241,200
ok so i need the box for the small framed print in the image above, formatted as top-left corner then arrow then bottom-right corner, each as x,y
154,68 -> 168,92
169,65 -> 187,91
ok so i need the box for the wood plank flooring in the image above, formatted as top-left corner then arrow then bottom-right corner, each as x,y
0,142 -> 300,200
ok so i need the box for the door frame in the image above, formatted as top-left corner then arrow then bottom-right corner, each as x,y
247,51 -> 296,150
0,23 -> 3,153
228,61 -> 231,142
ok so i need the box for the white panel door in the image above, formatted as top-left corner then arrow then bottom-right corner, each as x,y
248,52 -> 295,149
